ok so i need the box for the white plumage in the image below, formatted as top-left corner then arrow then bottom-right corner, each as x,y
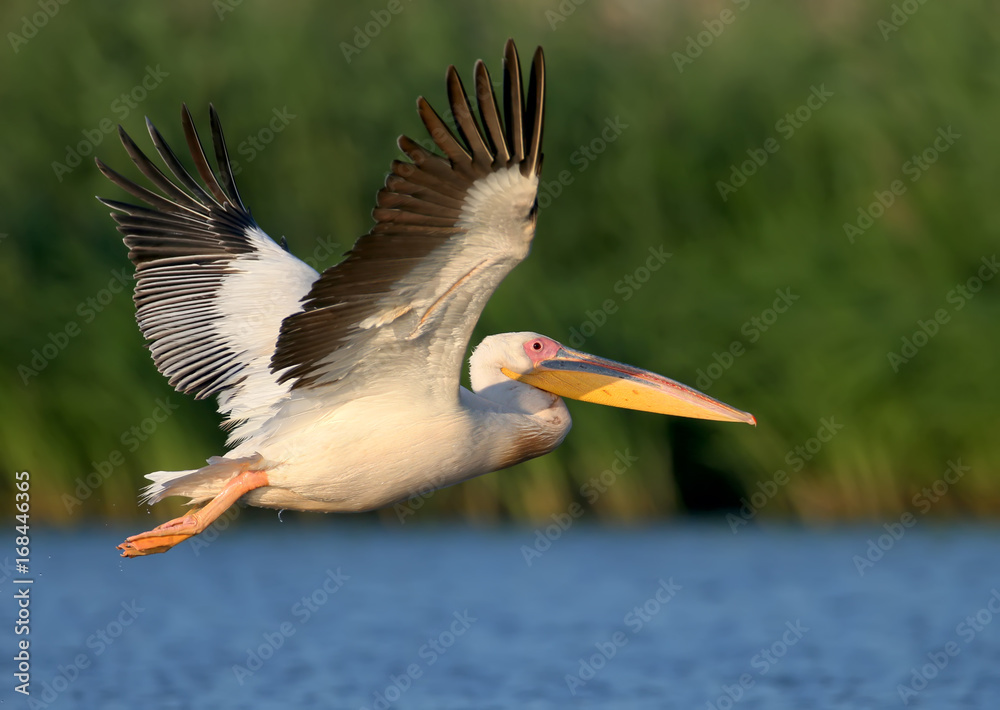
97,40 -> 753,557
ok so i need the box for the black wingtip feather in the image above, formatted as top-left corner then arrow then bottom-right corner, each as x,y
208,104 -> 246,211
474,59 -> 509,167
523,46 -> 545,178
272,40 -> 547,389
95,105 -> 284,409
181,104 -> 228,205
145,117 -> 216,206
503,39 -> 525,163
446,66 -> 492,172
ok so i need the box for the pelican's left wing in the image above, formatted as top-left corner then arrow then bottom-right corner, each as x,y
272,40 -> 545,400
96,106 -> 320,446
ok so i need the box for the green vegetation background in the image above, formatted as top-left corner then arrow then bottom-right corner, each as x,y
2,1 -> 998,524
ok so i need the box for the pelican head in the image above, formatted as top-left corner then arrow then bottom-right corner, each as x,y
471,332 -> 756,425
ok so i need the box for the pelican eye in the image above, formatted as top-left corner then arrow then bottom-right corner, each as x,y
531,340 -> 543,351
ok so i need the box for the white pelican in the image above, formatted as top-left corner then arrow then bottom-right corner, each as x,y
97,40 -> 754,557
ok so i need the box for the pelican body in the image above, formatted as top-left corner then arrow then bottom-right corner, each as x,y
97,41 -> 754,556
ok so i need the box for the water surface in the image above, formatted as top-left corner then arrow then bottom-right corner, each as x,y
14,522 -> 1000,708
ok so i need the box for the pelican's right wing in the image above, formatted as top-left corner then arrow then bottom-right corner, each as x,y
272,40 -> 545,404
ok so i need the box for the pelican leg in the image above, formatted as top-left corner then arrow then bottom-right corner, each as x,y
117,468 -> 269,558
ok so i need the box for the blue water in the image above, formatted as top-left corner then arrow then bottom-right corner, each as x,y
9,522 -> 1000,709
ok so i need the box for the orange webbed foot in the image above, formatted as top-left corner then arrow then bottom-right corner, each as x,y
118,468 -> 269,558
